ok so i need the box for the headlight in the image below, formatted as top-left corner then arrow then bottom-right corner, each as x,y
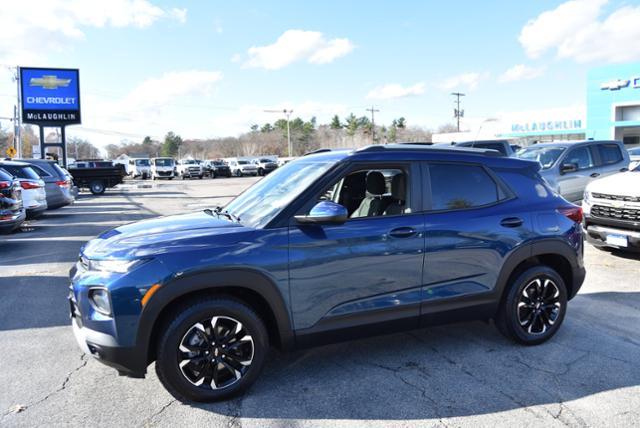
88,259 -> 143,273
89,288 -> 112,315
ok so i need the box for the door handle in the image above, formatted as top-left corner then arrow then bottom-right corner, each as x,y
590,172 -> 600,178
500,217 -> 523,228
389,227 -> 417,238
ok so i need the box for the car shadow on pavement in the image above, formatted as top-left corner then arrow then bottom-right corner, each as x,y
191,291 -> 640,421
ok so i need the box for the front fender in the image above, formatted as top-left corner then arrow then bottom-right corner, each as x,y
136,268 -> 295,365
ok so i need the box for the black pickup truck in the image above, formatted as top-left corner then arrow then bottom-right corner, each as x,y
68,160 -> 126,195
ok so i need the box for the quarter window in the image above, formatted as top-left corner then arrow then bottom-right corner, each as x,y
429,164 -> 500,210
597,144 -> 623,165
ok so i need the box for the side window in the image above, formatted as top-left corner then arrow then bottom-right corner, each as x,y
597,144 -> 623,165
564,146 -> 594,170
322,167 -> 410,219
429,163 -> 500,210
29,164 -> 52,178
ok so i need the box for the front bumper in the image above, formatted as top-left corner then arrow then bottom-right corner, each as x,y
71,316 -> 146,377
584,221 -> 640,252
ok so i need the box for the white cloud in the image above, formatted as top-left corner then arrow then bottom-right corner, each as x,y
440,72 -> 486,91
498,64 -> 545,83
366,82 -> 425,100
0,0 -> 186,64
519,0 -> 640,63
243,30 -> 355,70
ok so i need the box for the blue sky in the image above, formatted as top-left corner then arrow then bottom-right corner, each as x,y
1,0 -> 639,147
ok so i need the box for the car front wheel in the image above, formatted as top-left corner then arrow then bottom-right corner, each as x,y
496,266 -> 567,345
155,297 -> 268,402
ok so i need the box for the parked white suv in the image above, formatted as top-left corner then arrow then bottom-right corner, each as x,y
226,158 -> 258,177
177,159 -> 203,179
583,163 -> 640,252
150,157 -> 175,180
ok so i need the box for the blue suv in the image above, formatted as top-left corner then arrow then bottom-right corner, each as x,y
69,145 -> 586,402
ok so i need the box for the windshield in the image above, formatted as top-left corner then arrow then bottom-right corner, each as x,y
238,160 -> 249,165
155,158 -> 173,166
260,159 -> 272,163
224,159 -> 336,228
135,159 -> 150,166
213,161 -> 225,165
183,159 -> 196,165
515,146 -> 566,169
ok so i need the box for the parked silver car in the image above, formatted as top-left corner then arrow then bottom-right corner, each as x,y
17,159 -> 75,209
628,146 -> 640,170
515,140 -> 630,202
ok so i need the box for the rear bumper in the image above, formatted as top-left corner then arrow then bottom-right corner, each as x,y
0,209 -> 26,233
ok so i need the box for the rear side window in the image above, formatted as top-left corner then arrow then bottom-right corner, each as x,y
29,164 -> 52,177
1,165 -> 40,180
51,163 -> 67,177
597,144 -> 623,165
0,168 -> 13,181
428,163 -> 500,210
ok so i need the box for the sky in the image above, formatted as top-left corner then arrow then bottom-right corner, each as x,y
1,0 -> 640,149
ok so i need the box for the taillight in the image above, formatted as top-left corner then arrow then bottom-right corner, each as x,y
56,180 -> 70,188
558,205 -> 583,223
20,181 -> 41,190
0,181 -> 10,189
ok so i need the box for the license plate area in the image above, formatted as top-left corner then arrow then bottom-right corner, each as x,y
606,234 -> 628,247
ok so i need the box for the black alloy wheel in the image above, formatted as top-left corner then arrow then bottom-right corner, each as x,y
156,298 -> 268,402
496,265 -> 567,345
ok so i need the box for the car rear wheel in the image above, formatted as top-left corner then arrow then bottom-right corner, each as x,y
155,297 -> 268,402
89,180 -> 106,195
496,266 -> 567,345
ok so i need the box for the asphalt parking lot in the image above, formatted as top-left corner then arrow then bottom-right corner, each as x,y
1,177 -> 639,427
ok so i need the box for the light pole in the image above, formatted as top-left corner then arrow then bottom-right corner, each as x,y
264,109 -> 293,157
366,106 -> 379,143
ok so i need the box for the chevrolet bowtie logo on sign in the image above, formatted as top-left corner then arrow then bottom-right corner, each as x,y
29,75 -> 72,90
20,67 -> 81,125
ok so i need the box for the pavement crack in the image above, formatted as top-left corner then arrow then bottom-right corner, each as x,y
225,397 -> 243,428
140,399 -> 177,427
2,353 -> 88,419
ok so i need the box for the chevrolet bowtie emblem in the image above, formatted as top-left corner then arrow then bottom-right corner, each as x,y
29,75 -> 71,90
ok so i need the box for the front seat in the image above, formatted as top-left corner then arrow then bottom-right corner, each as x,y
383,173 -> 406,215
351,171 -> 386,218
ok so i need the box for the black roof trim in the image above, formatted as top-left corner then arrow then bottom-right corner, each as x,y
355,144 -> 504,157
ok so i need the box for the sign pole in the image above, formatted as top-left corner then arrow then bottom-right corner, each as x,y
61,126 -> 67,168
39,126 -> 45,160
15,66 -> 21,158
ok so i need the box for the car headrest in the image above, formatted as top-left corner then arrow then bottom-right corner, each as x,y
366,171 -> 386,196
391,173 -> 406,201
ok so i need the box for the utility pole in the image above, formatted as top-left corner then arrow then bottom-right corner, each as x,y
13,66 -> 21,158
366,106 -> 379,143
451,92 -> 465,132
264,109 -> 293,156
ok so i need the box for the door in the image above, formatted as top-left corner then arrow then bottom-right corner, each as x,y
557,145 -> 596,202
421,162 -> 533,323
288,163 -> 425,335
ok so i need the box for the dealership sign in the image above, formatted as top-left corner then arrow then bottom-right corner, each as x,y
511,119 -> 583,133
600,76 -> 640,91
20,67 -> 81,125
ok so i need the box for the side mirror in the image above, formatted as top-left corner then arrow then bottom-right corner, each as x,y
295,201 -> 348,225
560,162 -> 578,174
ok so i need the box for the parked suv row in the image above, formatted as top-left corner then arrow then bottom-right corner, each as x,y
70,144 -> 585,402
0,168 -> 25,233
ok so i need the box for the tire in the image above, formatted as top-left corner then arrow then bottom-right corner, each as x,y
89,180 -> 106,195
258,168 -> 264,176
168,177 -> 174,181
235,170 -> 242,177
496,266 -> 567,345
156,297 -> 268,402
199,175 -> 203,180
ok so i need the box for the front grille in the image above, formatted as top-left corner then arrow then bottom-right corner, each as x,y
592,192 -> 640,203
158,171 -> 172,176
591,204 -> 640,222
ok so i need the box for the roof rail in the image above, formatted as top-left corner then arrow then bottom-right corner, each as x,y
356,144 -> 504,157
303,148 -> 332,156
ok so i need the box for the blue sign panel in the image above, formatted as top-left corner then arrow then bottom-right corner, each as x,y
20,67 -> 81,125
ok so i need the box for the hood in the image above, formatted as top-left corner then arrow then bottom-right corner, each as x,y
587,171 -> 640,197
82,211 -> 252,259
